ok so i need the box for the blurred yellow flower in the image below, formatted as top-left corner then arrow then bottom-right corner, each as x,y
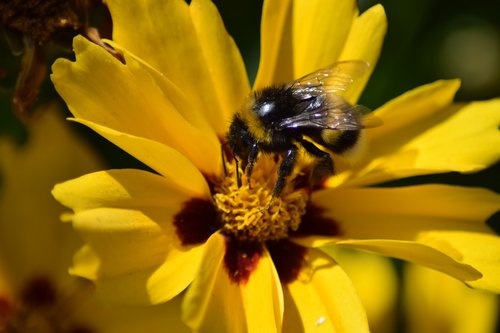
325,251 -> 499,333
50,0 -> 500,332
404,264 -> 498,333
0,105 -> 189,332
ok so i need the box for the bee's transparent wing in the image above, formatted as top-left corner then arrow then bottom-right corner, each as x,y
278,95 -> 381,131
288,60 -> 370,99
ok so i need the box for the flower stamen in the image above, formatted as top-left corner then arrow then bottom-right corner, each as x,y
214,156 -> 309,242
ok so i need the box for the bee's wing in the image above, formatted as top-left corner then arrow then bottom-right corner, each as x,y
360,112 -> 384,128
289,60 -> 370,98
278,95 -> 382,131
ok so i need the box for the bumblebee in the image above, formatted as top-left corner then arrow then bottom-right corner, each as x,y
227,60 -> 381,197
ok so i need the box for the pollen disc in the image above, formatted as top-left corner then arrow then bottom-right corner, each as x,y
214,156 -> 309,242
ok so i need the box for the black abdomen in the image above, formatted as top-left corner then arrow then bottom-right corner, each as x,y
328,130 -> 360,154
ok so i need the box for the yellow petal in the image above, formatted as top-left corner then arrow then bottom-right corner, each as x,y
183,233 -> 283,333
338,4 -> 387,104
67,120 -> 211,195
99,244 -> 205,305
104,39 -> 216,135
338,82 -> 500,187
300,185 -> 499,283
190,0 -> 251,127
254,0 -> 358,89
70,245 -> 101,280
71,207 -> 207,305
252,0 -> 293,89
404,264 -> 498,333
291,0 -> 358,78
330,80 -> 462,187
71,208 -> 177,277
322,248 -> 398,333
52,168 -> 208,212
53,169 -> 210,304
370,80 -> 461,141
107,0 -> 249,135
357,97 -> 500,186
338,240 -> 481,282
242,248 -> 284,333
60,255 -> 192,332
183,234 -> 245,333
393,98 -> 500,171
282,248 -> 369,333
430,231 -> 500,292
51,36 -> 221,176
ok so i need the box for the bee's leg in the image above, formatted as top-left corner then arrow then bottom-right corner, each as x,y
299,139 -> 334,188
221,142 -> 228,176
234,155 -> 242,187
273,145 -> 299,197
246,142 -> 259,189
227,141 -> 242,187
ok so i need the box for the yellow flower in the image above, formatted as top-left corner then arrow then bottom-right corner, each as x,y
0,104 -> 189,332
403,264 -> 498,333
50,0 -> 500,331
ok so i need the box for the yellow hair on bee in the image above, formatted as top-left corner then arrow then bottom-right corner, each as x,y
237,96 -> 272,144
320,129 -> 342,146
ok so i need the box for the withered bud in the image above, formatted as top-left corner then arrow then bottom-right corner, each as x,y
0,0 -> 82,44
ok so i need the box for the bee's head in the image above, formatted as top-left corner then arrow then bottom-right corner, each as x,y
227,114 -> 250,158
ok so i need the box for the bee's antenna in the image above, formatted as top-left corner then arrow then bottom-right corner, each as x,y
225,140 -> 242,188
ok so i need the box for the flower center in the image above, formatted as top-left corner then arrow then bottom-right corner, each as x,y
214,156 -> 309,242
1,276 -> 97,333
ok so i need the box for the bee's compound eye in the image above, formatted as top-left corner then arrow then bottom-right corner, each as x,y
255,101 -> 275,118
